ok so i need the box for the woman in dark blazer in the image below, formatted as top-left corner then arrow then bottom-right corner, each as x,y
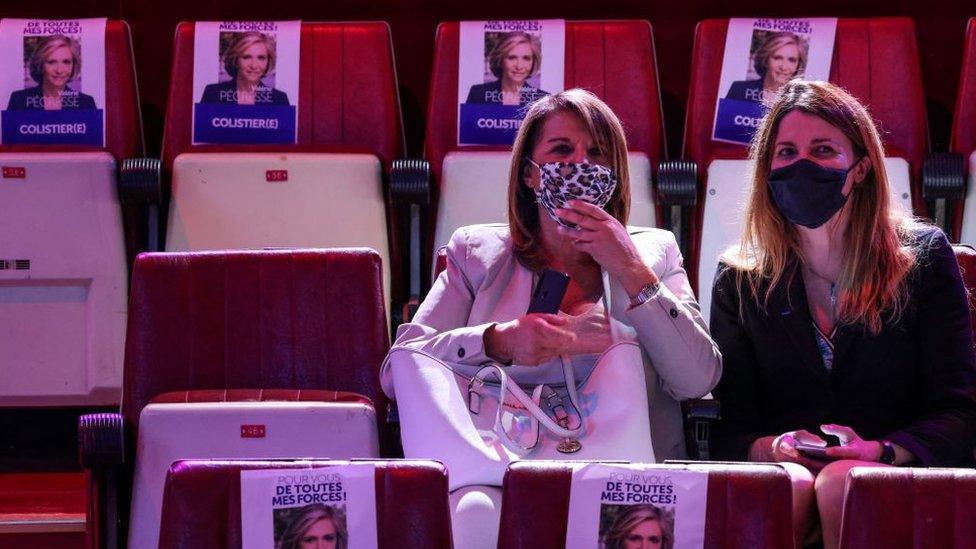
710,80 -> 976,549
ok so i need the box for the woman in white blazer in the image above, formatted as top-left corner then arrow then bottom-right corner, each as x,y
382,89 -> 721,548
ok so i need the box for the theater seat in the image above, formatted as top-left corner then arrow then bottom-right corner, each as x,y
157,459 -> 451,548
0,20 -> 142,407
421,20 -> 668,284
685,18 -> 928,319
159,22 -> 406,318
78,249 -> 390,549
497,461 -> 792,548
950,18 -> 976,244
839,467 -> 976,549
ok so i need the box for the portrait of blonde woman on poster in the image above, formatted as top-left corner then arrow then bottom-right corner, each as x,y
711,80 -> 976,548
7,34 -> 96,110
601,504 -> 674,549
201,31 -> 290,106
725,31 -> 807,105
465,30 -> 549,106
275,503 -> 347,549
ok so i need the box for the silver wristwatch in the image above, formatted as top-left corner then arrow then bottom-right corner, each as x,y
629,281 -> 661,308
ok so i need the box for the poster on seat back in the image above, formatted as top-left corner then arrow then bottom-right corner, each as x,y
712,18 -> 837,146
240,462 -> 378,549
564,463 -> 708,549
0,18 -> 106,146
191,20 -> 300,145
457,19 -> 564,146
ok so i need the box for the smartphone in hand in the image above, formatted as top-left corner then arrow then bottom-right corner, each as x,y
527,270 -> 570,314
794,434 -> 842,459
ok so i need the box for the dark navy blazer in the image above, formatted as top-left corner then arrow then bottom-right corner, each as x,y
725,79 -> 764,103
710,227 -> 976,466
6,85 -> 96,110
199,80 -> 290,106
465,80 -> 548,106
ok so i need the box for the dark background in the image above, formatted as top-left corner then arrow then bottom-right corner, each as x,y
1,1 -> 970,165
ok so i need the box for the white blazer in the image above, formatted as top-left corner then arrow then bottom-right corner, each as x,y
382,223 -> 722,460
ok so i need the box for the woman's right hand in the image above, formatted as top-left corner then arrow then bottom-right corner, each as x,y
484,314 -> 577,365
749,430 -> 833,472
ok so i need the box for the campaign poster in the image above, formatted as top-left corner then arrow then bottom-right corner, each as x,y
240,463 -> 378,549
565,463 -> 708,549
712,18 -> 837,146
191,20 -> 300,145
0,18 -> 106,146
457,19 -> 565,146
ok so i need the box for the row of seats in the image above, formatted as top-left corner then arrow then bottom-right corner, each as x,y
75,246 -> 976,548
8,17 -> 976,408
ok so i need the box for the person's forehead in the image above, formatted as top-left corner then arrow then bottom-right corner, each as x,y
539,111 -> 589,138
775,111 -> 849,145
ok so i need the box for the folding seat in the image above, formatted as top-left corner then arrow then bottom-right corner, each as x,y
497,461 -> 793,548
158,22 -> 407,319
684,18 -> 928,319
78,249 -> 390,548
0,20 -> 142,408
421,20 -> 671,286
838,467 -> 976,549
949,18 -> 976,244
156,459 -> 452,548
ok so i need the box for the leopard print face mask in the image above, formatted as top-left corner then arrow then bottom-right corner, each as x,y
528,160 -> 618,229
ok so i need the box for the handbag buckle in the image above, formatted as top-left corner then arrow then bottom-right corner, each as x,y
543,386 -> 582,454
467,377 -> 484,415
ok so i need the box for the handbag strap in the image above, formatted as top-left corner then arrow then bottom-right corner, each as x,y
471,364 -> 582,443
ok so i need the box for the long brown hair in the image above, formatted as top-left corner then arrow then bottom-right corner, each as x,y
722,80 -> 921,334
508,88 -> 631,270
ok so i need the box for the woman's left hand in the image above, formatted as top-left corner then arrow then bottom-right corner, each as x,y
555,200 -> 659,295
820,424 -> 883,461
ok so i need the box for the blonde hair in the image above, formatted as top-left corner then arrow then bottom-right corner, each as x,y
489,31 -> 541,80
507,88 -> 630,270
602,505 -> 675,549
223,31 -> 276,79
29,35 -> 81,85
753,32 -> 807,80
722,80 -> 921,334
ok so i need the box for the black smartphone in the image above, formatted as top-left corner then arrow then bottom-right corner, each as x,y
795,434 -> 842,458
526,269 -> 570,314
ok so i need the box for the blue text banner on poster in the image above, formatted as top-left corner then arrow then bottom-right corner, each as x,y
713,98 -> 768,145
458,103 -> 526,146
1,109 -> 104,145
193,103 -> 297,145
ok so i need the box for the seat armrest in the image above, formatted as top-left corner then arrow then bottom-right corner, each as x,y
657,159 -> 698,208
682,398 -> 721,460
922,152 -> 966,201
390,158 -> 431,207
79,412 -> 125,469
118,158 -> 162,206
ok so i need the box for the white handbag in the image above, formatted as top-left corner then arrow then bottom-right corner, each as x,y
385,274 -> 655,490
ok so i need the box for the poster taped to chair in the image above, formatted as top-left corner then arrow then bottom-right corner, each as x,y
565,463 -> 708,548
457,19 -> 565,146
712,18 -> 837,146
240,462 -> 378,549
191,20 -> 300,145
0,18 -> 106,146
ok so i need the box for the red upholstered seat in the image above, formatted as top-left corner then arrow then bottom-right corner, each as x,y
0,20 -> 142,161
684,17 -> 928,292
839,467 -> 976,549
160,22 -> 406,305
950,18 -> 976,241
82,248 -> 391,547
952,245 -> 976,331
0,20 -> 143,407
423,20 -> 667,282
157,459 -> 451,548
497,461 -> 793,548
149,389 -> 372,406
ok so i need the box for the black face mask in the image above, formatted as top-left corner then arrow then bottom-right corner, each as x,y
768,158 -> 855,229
